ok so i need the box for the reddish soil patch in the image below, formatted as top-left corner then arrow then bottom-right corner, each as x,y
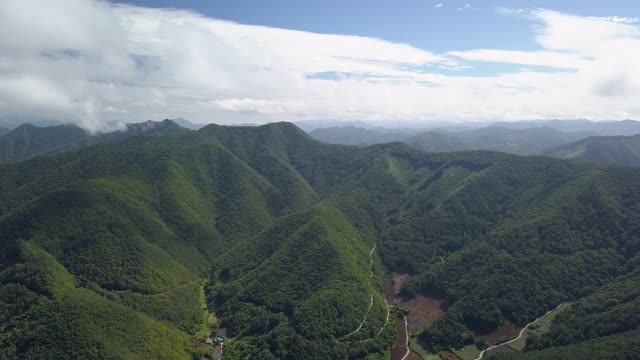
392,273 -> 410,293
439,350 -> 462,359
476,323 -> 522,346
385,278 -> 395,305
405,351 -> 422,360
390,346 -> 406,360
390,318 -> 407,360
397,293 -> 446,330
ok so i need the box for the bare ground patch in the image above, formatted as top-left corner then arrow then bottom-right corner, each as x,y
397,293 -> 446,331
385,278 -> 395,305
392,273 -> 410,292
390,318 -> 408,360
439,350 -> 462,359
476,323 -> 522,346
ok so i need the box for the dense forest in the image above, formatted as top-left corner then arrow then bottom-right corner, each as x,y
546,133 -> 640,167
1,121 -> 640,359
0,119 -> 186,163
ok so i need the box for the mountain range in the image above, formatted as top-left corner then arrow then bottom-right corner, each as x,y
0,120 -> 185,163
308,121 -> 640,167
1,121 -> 640,359
309,125 -> 597,155
545,134 -> 640,167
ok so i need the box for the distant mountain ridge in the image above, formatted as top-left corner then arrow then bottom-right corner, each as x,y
0,119 -> 186,163
402,130 -> 471,152
546,134 -> 640,166
309,125 -> 413,146
309,124 -> 598,155
493,119 -> 640,135
455,126 -> 595,155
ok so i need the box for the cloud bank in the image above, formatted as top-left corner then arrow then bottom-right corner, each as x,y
1,1 -> 640,130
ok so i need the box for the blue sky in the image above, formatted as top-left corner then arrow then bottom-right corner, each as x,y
118,0 -> 640,53
2,0 -> 640,129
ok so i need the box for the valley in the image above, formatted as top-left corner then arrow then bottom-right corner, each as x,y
1,122 -> 640,359
4,0 -> 640,358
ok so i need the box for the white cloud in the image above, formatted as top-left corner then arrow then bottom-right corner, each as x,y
495,7 -> 530,18
2,1 -> 640,129
435,4 -> 444,9
589,16 -> 640,24
210,98 -> 294,114
448,49 -> 592,69
457,4 -> 479,12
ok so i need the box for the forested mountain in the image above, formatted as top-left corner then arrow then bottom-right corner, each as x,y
454,126 -> 594,155
495,119 -> 640,136
309,125 -> 413,146
494,272 -> 640,359
0,127 -> 9,137
402,131 -> 471,152
172,118 -> 209,130
0,119 -> 186,163
546,134 -> 640,167
308,124 -> 594,155
2,122 -> 640,359
0,116 -> 62,129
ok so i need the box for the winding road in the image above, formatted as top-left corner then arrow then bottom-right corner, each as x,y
389,275 -> 412,360
473,303 -> 567,360
399,313 -> 410,360
342,243 -> 377,339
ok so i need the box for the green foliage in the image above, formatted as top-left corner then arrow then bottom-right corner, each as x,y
454,126 -> 591,155
0,119 -> 187,163
525,273 -> 640,351
2,121 -> 640,358
547,133 -> 640,167
0,286 -> 191,359
422,316 -> 474,351
402,131 -> 471,153
492,330 -> 640,360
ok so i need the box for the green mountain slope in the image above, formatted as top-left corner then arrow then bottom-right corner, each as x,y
0,123 -> 392,359
546,134 -> 640,166
2,122 -> 640,359
402,131 -> 471,152
493,272 -> 640,359
455,126 -> 594,155
0,119 -> 186,163
308,125 -> 412,146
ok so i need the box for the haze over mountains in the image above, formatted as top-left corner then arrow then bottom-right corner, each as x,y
4,117 -> 640,167
545,134 -> 640,167
308,119 -> 640,165
1,119 -> 640,359
0,120 -> 186,163
5,0 -> 640,358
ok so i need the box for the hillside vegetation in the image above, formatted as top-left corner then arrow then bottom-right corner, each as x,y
0,120 -> 186,163
546,134 -> 640,167
1,122 -> 640,358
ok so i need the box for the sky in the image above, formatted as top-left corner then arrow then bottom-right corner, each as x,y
2,0 -> 640,130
